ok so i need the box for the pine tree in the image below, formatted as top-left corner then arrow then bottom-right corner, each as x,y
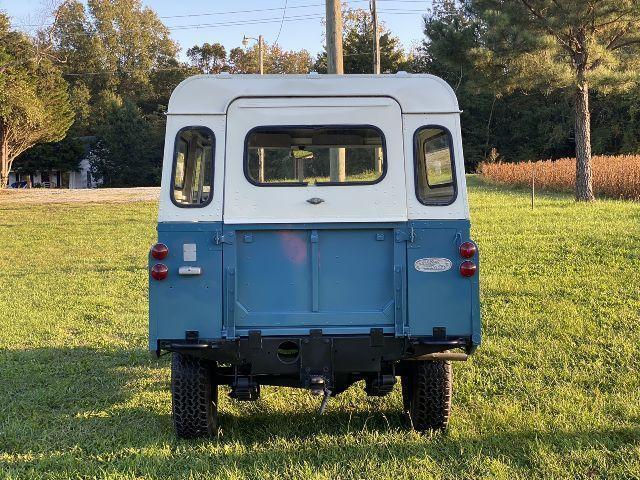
466,0 -> 640,201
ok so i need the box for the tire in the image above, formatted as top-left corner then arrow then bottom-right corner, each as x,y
401,360 -> 452,432
171,352 -> 218,438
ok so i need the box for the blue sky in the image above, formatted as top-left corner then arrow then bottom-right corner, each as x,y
1,0 -> 431,58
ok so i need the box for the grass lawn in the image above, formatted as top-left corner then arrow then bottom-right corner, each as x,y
0,176 -> 638,479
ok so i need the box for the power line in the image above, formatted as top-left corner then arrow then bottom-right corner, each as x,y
168,10 -> 426,31
12,0 -> 429,28
13,9 -> 427,38
274,0 -> 289,44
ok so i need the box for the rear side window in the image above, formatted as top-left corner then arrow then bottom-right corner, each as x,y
171,127 -> 214,207
245,126 -> 386,186
414,126 -> 456,205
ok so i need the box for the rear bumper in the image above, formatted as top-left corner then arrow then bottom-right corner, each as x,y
155,330 -> 476,392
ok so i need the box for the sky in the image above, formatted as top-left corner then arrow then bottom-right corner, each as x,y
0,0 -> 431,59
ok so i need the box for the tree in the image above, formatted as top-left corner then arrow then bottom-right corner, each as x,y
14,136 -> 84,178
187,43 -> 228,74
89,99 -> 162,187
314,8 -> 406,74
227,43 -> 312,74
465,0 -> 640,201
51,0 -> 188,114
0,14 -> 74,188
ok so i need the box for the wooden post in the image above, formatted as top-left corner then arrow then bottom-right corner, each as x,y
375,147 -> 383,174
326,0 -> 346,182
258,36 -> 265,181
531,164 -> 535,210
258,149 -> 265,183
183,135 -> 198,203
258,35 -> 264,75
370,0 -> 380,74
325,0 -> 344,74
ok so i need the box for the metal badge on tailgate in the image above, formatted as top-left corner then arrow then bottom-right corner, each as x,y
414,257 -> 452,273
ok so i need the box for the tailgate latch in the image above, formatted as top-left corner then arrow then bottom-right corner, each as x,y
395,227 -> 415,243
213,231 -> 234,245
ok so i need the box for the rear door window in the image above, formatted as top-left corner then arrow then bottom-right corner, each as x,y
171,127 -> 214,207
414,126 -> 456,205
245,126 -> 386,186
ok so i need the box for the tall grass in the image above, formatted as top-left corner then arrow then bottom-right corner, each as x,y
480,155 -> 640,200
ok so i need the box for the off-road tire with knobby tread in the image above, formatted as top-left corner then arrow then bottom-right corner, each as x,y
401,360 -> 452,432
171,352 -> 218,438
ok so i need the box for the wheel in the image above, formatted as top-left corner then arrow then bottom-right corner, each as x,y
171,352 -> 218,438
401,360 -> 452,432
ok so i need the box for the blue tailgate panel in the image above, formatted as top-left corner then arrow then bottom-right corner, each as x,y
150,221 -> 479,345
224,224 -> 405,337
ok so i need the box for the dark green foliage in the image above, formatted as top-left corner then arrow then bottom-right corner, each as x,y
314,9 -> 406,74
90,100 -> 162,187
0,13 -> 74,186
187,43 -> 228,74
14,137 -> 84,175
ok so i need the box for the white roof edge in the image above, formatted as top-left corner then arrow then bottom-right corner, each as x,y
167,73 -> 459,115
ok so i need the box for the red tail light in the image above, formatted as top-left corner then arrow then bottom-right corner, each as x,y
151,243 -> 169,260
459,241 -> 477,259
460,261 -> 477,277
151,263 -> 168,280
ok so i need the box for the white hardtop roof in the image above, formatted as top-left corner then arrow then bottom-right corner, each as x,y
167,73 -> 460,115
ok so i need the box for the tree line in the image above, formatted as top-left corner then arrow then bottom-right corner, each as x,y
1,0 -> 638,199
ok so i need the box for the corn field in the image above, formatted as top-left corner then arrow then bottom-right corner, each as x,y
480,155 -> 640,201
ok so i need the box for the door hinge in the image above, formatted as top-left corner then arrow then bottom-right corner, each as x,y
395,227 -> 415,243
214,231 -> 234,245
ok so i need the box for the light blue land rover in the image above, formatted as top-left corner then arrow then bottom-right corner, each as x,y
149,73 -> 480,438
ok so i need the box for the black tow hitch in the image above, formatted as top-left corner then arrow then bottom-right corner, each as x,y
300,330 -> 334,415
365,373 -> 397,396
230,375 -> 260,401
309,375 -> 332,415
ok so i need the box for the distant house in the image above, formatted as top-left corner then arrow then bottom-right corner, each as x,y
8,159 -> 97,189
7,136 -> 99,189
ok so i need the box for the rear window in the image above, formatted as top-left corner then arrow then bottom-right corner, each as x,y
414,126 -> 456,205
245,126 -> 386,186
171,127 -> 214,207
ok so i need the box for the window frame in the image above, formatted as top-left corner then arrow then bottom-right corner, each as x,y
243,124 -> 388,187
413,125 -> 458,206
170,126 -> 216,209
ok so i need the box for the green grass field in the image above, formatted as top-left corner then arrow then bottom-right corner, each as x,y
1,177 -> 639,479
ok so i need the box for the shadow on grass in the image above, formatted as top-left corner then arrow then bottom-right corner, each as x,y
1,347 -> 409,450
0,347 -> 171,453
2,347 -> 639,476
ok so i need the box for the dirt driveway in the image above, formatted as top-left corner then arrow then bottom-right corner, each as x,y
0,187 -> 160,205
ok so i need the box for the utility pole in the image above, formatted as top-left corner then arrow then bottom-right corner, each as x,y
258,35 -> 264,75
370,0 -> 383,173
326,0 -> 346,182
242,34 -> 265,75
325,0 -> 344,74
370,0 -> 380,74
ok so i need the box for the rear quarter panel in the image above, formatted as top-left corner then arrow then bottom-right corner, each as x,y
406,220 -> 480,343
149,222 -> 223,349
